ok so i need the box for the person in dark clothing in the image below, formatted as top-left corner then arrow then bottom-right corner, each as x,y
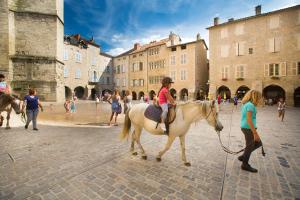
21,89 -> 43,131
238,90 -> 262,173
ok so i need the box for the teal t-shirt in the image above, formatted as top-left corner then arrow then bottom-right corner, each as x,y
241,101 -> 257,129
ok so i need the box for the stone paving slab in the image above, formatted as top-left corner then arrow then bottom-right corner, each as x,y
0,104 -> 299,200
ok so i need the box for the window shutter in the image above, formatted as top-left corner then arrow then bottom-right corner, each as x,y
291,62 -> 297,75
240,42 -> 245,55
235,43 -> 239,56
280,62 -> 286,76
269,38 -> 274,52
275,37 -> 280,52
264,64 -> 269,77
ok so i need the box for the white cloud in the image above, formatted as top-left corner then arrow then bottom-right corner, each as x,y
106,47 -> 129,56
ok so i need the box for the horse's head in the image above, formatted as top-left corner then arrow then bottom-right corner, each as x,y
204,100 -> 223,132
11,96 -> 22,114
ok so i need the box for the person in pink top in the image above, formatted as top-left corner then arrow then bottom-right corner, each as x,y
158,77 -> 176,134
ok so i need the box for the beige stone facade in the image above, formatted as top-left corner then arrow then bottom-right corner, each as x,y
0,0 -> 65,102
63,35 -> 113,100
208,5 -> 300,106
114,32 -> 208,100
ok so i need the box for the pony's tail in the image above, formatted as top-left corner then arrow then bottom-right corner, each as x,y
119,109 -> 131,140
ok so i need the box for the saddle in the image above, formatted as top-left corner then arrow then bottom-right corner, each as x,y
144,104 -> 176,124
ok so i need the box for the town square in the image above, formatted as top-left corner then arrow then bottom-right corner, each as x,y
0,0 -> 300,199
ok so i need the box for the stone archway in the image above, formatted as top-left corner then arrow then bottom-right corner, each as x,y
217,85 -> 231,99
149,90 -> 156,100
65,86 -> 72,100
263,84 -> 285,104
170,88 -> 177,99
236,85 -> 250,99
138,91 -> 144,100
180,88 -> 188,101
294,87 -> 300,107
74,86 -> 85,99
132,91 -> 137,100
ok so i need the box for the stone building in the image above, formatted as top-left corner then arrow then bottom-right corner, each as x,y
114,32 -> 208,100
207,5 -> 300,106
0,0 -> 65,102
63,34 -> 113,100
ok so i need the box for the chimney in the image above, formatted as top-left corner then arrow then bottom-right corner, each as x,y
134,43 -> 140,50
214,17 -> 219,25
74,34 -> 80,40
255,5 -> 261,15
228,18 -> 234,22
196,33 -> 201,41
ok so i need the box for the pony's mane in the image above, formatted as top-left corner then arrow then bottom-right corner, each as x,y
177,100 -> 209,108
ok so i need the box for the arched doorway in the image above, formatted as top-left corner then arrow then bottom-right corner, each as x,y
149,90 -> 156,100
263,85 -> 285,104
132,91 -> 137,100
180,88 -> 188,101
170,88 -> 177,99
236,86 -> 250,99
65,86 -> 72,100
138,91 -> 144,100
74,86 -> 85,99
294,87 -> 300,107
91,88 -> 96,100
217,86 -> 231,99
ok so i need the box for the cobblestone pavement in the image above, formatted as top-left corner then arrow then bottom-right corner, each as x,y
0,104 -> 299,200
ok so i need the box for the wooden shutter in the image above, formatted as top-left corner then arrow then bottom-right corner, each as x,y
264,64 -> 269,77
275,37 -> 280,52
235,43 -> 239,56
269,38 -> 274,52
291,62 -> 297,75
240,42 -> 245,56
280,62 -> 287,76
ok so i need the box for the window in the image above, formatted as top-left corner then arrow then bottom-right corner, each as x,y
221,66 -> 229,79
139,62 -> 143,71
235,65 -> 245,78
91,57 -> 96,66
75,52 -> 81,62
116,78 -> 120,86
106,77 -> 110,84
180,69 -> 187,80
235,42 -> 245,56
64,66 -> 68,77
221,45 -> 229,58
170,71 -> 176,81
221,28 -> 228,38
122,78 -> 126,87
249,48 -> 253,54
269,37 -> 280,52
133,55 -> 137,58
181,54 -> 187,64
181,45 -> 186,50
269,16 -> 280,29
139,79 -> 144,86
75,68 -> 81,79
170,55 -> 176,65
122,65 -> 126,73
269,63 -> 280,76
93,71 -> 97,82
63,50 -> 68,60
235,24 -> 244,35
171,47 -> 176,51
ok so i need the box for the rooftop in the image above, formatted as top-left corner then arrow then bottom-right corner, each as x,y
207,5 -> 300,29
64,34 -> 100,48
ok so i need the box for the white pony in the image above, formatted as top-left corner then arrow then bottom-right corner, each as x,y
120,100 -> 223,166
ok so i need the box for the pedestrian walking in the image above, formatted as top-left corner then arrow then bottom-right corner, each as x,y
278,98 -> 286,122
22,89 -> 43,131
238,90 -> 262,173
70,99 -> 76,113
64,99 -> 71,113
217,94 -> 221,105
233,95 -> 238,109
95,96 -> 100,108
123,90 -> 132,114
108,89 -> 121,126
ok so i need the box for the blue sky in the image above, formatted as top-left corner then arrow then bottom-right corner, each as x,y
64,0 -> 299,55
